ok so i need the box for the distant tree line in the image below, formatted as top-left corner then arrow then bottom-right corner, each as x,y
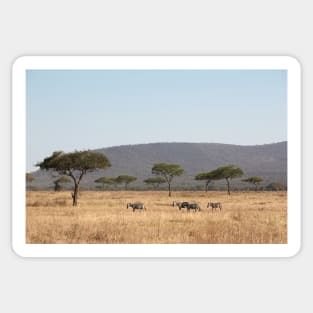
31,150 -> 287,206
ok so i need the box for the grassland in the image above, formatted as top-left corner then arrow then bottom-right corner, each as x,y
26,190 -> 287,244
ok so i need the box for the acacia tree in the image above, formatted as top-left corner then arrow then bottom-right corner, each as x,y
242,176 -> 263,191
94,177 -> 114,191
37,151 -> 111,206
110,177 -> 123,190
143,177 -> 166,190
211,165 -> 244,195
116,175 -> 137,190
152,163 -> 184,197
54,176 -> 71,191
195,171 -> 216,192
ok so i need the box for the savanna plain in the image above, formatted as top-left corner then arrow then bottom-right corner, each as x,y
26,190 -> 287,244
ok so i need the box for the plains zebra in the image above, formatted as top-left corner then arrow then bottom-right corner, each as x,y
180,202 -> 201,211
172,201 -> 183,209
126,202 -> 146,212
187,203 -> 201,211
207,202 -> 222,211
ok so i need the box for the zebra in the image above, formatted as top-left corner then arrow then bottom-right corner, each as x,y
126,202 -> 146,212
180,201 -> 201,211
207,202 -> 222,211
187,203 -> 201,211
180,201 -> 190,210
172,201 -> 183,208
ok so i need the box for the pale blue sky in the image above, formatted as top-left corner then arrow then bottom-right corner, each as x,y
26,70 -> 287,172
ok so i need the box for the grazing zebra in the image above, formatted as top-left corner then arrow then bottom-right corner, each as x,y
180,202 -> 190,210
127,202 -> 146,212
207,202 -> 222,211
172,201 -> 183,209
187,203 -> 201,211
180,201 -> 201,211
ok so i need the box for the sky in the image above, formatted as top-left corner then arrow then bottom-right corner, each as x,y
26,69 -> 287,172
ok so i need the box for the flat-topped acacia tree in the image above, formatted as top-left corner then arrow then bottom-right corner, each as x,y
195,171 -> 216,192
211,165 -> 244,195
143,177 -> 166,190
94,177 -> 115,191
242,176 -> 263,191
37,151 -> 111,206
152,163 -> 184,197
115,175 -> 137,190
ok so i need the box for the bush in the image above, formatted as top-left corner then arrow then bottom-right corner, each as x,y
265,182 -> 287,191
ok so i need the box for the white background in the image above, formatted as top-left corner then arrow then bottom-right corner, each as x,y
0,1 -> 310,312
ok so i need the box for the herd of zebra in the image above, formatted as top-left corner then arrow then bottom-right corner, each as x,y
126,201 -> 222,212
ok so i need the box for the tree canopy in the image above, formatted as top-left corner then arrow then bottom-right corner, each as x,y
37,150 -> 111,205
94,177 -> 115,190
195,171 -> 216,192
143,177 -> 166,189
152,163 -> 184,196
37,151 -> 111,174
210,165 -> 244,195
115,175 -> 137,190
54,176 -> 72,184
242,176 -> 263,190
54,176 -> 71,191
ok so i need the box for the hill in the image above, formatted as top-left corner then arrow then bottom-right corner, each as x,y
29,141 -> 287,190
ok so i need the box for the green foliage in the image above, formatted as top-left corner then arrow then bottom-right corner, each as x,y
94,177 -> 115,184
152,163 -> 184,196
54,176 -> 71,184
144,177 -> 166,184
211,165 -> 244,180
209,165 -> 244,195
195,171 -> 217,192
115,175 -> 137,190
265,182 -> 287,191
242,176 -> 263,190
111,177 -> 123,185
116,175 -> 137,183
143,177 -> 166,189
37,150 -> 111,205
37,150 -> 111,173
94,177 -> 115,191
195,172 -> 212,181
242,176 -> 263,184
152,163 -> 184,182
53,176 -> 71,192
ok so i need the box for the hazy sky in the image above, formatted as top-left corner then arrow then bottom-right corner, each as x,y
26,69 -> 287,172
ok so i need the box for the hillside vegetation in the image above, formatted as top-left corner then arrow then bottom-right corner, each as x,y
29,141 -> 287,190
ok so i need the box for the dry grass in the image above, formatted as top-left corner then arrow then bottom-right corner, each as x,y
26,191 -> 287,244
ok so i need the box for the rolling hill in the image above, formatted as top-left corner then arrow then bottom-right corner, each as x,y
29,141 -> 287,190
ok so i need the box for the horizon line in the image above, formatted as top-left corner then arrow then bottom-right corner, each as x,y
93,140 -> 287,150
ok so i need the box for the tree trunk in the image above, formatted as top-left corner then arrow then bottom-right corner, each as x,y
72,184 -> 79,206
226,178 -> 231,195
168,183 -> 171,197
68,171 -> 84,206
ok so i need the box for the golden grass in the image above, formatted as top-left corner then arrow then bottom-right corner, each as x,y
26,190 -> 287,244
